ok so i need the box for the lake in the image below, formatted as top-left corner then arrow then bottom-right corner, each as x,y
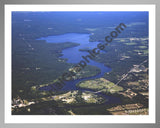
37,33 -> 121,104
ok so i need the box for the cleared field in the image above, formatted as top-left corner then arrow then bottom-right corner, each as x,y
138,46 -> 147,49
124,42 -> 137,45
77,78 -> 123,94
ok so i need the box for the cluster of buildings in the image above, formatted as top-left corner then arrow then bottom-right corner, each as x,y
119,89 -> 137,99
12,97 -> 35,109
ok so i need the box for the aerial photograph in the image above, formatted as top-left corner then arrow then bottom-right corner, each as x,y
12,11 -> 149,115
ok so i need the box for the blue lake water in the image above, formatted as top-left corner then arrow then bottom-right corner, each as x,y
37,33 -> 121,104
